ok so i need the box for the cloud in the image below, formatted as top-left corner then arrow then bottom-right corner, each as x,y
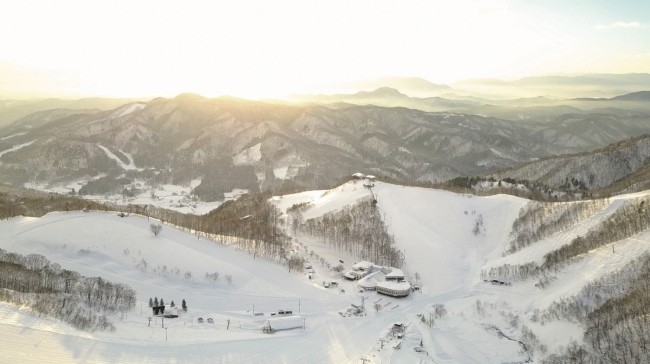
595,21 -> 640,30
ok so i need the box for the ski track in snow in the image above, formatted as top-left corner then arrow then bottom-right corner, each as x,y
1,182 -> 649,363
0,140 -> 36,165
97,144 -> 141,171
1,132 -> 27,140
118,103 -> 145,117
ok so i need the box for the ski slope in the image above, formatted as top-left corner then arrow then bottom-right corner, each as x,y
0,139 -> 36,165
97,144 -> 143,171
1,181 -> 650,363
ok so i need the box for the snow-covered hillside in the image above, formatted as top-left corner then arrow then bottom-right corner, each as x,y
23,179 -> 244,215
2,181 -> 650,363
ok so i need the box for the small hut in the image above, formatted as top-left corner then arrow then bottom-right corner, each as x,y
152,305 -> 165,315
363,175 -> 376,187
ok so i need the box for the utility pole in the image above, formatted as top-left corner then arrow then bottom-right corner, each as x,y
162,317 -> 164,328
165,327 -> 168,341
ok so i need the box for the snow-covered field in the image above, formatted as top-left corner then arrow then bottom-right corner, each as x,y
2,180 -> 650,363
23,179 -> 244,215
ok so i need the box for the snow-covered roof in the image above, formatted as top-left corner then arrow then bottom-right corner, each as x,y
353,261 -> 374,270
365,175 -> 376,180
358,271 -> 386,288
377,280 -> 411,291
385,268 -> 404,279
352,173 -> 365,178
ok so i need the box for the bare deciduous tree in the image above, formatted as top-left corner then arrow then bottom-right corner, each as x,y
150,224 -> 162,236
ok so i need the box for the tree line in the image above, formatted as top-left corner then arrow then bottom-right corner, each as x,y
507,199 -> 608,255
125,191 -> 292,265
0,188 -> 110,220
483,195 -> 650,284
539,252 -> 650,363
0,186 -> 298,273
544,196 -> 650,268
0,249 -> 136,332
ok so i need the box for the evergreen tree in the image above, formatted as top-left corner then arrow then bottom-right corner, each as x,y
154,297 -> 159,306
170,300 -> 175,308
160,298 -> 164,306
182,299 -> 187,312
148,297 -> 153,307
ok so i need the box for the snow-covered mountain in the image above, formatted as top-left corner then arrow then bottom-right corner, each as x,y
1,180 -> 648,363
488,134 -> 650,195
3,94 -> 650,201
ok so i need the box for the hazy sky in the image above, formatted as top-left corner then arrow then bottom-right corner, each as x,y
1,0 -> 649,99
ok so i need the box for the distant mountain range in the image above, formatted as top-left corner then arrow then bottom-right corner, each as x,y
331,77 -> 451,97
289,87 -> 480,112
0,97 -> 150,129
488,134 -> 650,196
324,74 -> 650,99
291,86 -> 650,121
2,93 -> 650,201
575,90 -> 650,102
452,73 -> 650,99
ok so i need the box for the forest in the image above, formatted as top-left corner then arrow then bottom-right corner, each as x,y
479,196 -> 650,362
0,187 -> 111,220
483,195 -> 650,284
0,249 -> 136,332
540,253 -> 650,363
507,199 -> 608,254
297,197 -> 404,268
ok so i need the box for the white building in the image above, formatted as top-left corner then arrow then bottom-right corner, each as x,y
376,280 -> 411,297
385,268 -> 405,281
376,267 -> 411,297
343,261 -> 376,281
357,270 -> 386,291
